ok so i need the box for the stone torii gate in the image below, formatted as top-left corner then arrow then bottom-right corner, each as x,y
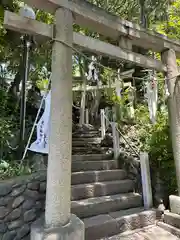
4,0 -> 180,239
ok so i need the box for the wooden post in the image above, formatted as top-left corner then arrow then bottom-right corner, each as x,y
45,8 -> 73,227
100,109 -> 106,139
85,108 -> 89,124
79,79 -> 86,125
111,122 -> 119,159
112,106 -> 116,122
140,152 -> 153,209
119,36 -> 132,51
162,49 -> 180,195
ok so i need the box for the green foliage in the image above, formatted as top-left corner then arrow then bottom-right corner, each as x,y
135,104 -> 176,194
0,160 -> 31,180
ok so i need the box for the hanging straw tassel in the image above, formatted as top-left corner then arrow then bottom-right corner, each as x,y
146,75 -> 158,124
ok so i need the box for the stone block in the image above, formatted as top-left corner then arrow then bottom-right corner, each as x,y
0,223 -> 7,233
12,196 -> 25,208
0,207 -> 9,219
28,182 -> 40,190
169,195 -> 180,215
0,185 -> 12,197
31,214 -> 84,240
11,185 -> 26,197
22,200 -> 35,210
8,220 -> 23,230
17,224 -> 30,239
5,208 -> 21,221
24,209 -> 36,222
164,210 -> 180,228
2,230 -> 16,240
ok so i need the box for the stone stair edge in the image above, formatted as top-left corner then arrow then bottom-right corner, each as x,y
71,192 -> 142,219
83,208 -> 160,240
72,152 -> 113,161
83,207 -> 160,226
72,159 -> 118,172
72,179 -> 133,187
71,179 -> 135,200
71,191 -> 142,205
164,210 -> 180,229
71,169 -> 127,185
157,221 -> 180,238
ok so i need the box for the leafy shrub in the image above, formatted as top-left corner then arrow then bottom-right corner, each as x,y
0,160 -> 31,180
135,104 -> 176,194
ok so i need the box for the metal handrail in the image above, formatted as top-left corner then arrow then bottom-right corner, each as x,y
103,112 -> 140,158
115,127 -> 140,158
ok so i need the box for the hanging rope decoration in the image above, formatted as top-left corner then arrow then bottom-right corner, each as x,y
144,72 -> 158,124
164,76 -> 170,99
86,56 -> 99,82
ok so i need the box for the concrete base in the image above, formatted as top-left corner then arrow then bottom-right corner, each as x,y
30,214 -> 84,240
169,195 -> 180,215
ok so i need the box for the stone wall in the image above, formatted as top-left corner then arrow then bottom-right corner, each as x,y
0,171 -> 46,240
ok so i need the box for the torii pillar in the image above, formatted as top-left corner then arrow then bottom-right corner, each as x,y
31,8 -> 84,240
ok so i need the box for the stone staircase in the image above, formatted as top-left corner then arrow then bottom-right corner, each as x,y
71,125 -> 160,240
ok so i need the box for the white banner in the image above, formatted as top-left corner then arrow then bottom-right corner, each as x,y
146,79 -> 158,124
29,90 -> 51,154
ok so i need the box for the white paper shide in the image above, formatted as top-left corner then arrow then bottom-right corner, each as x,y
145,77 -> 158,124
29,90 -> 51,154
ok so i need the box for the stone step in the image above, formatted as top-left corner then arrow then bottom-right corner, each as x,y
72,132 -> 100,138
71,192 -> 142,219
72,140 -> 102,147
83,208 -> 158,240
100,225 -> 178,240
164,210 -> 180,229
157,221 -> 180,238
71,179 -> 134,200
72,137 -> 102,143
72,160 -> 118,172
72,153 -> 113,161
72,147 -> 109,155
71,169 -> 127,185
73,129 -> 99,135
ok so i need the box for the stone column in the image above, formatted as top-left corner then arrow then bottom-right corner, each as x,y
31,7 -> 84,240
162,49 -> 180,195
45,7 -> 73,228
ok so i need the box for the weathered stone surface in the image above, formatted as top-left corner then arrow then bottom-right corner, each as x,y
0,199 -> 6,206
5,208 -> 21,221
0,173 -> 46,238
25,189 -> 39,200
39,182 -> 46,193
11,185 -> 26,197
31,214 -> 84,240
34,173 -> 46,182
8,220 -> 23,230
27,182 -> 40,190
16,224 -> 30,239
35,201 -> 43,210
31,155 -> 47,171
2,230 -> 16,240
0,207 -> 9,219
0,223 -> 7,233
12,183 -> 22,188
12,196 -> 25,209
24,209 -> 36,222
0,197 -> 12,207
38,194 -> 45,200
100,226 -> 180,239
169,195 -> 180,215
0,185 -> 12,197
22,200 -> 35,210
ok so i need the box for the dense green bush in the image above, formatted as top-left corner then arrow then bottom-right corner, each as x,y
135,104 -> 177,194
